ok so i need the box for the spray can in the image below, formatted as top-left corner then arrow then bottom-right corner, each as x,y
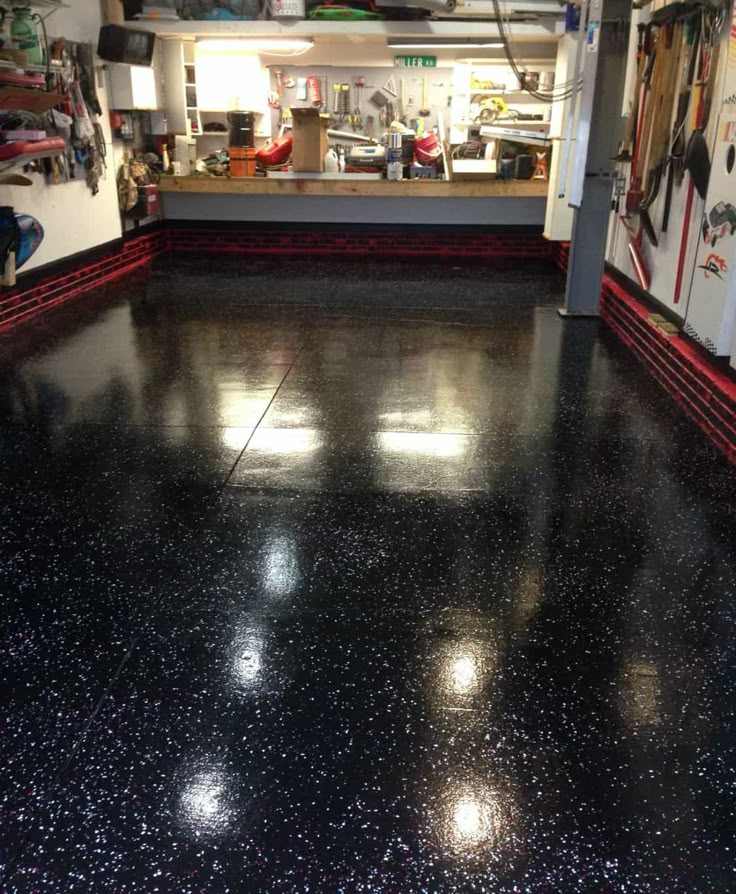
387,130 -> 403,181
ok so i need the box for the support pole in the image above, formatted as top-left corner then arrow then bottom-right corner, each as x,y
560,0 -> 630,317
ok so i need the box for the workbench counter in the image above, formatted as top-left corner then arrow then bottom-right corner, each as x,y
158,176 -> 548,198
158,175 -> 549,226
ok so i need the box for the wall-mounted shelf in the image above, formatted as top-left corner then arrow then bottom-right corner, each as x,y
15,0 -> 69,18
454,119 -> 550,129
0,147 -> 64,174
460,89 -> 544,100
131,19 -> 564,40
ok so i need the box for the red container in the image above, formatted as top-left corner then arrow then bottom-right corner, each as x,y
256,136 -> 292,167
414,132 -> 441,166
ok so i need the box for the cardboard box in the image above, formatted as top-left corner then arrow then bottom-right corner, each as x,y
291,108 -> 329,172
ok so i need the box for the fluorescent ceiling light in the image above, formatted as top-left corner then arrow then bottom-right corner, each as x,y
196,38 -> 314,52
387,41 -> 504,49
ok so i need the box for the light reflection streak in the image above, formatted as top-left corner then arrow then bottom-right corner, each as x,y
254,428 -> 320,455
431,778 -> 518,863
229,625 -> 266,692
378,431 -> 467,458
263,535 -> 298,598
433,639 -> 496,703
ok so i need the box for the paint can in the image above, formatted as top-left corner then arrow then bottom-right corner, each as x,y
230,146 -> 256,177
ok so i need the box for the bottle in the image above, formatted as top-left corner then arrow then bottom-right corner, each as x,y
0,10 -> 12,49
338,147 -> 345,173
161,142 -> 171,174
324,147 -> 338,173
11,8 -> 42,66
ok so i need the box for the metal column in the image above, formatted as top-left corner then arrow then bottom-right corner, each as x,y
560,0 -> 630,317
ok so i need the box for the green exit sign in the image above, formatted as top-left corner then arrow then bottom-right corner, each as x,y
394,55 -> 437,69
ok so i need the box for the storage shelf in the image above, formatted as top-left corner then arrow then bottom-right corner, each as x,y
131,19 -> 563,40
460,89 -> 545,101
453,119 -> 550,128
0,147 -> 64,173
16,0 -> 68,8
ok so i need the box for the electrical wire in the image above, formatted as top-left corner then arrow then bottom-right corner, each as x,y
497,0 -> 581,97
492,0 -> 582,103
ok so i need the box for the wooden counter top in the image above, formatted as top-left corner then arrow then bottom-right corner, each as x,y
159,175 -> 548,199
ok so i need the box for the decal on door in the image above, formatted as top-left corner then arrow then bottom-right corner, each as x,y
698,253 -> 729,280
702,202 -> 736,248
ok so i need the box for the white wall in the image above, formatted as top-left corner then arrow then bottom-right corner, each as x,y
3,0 -> 122,273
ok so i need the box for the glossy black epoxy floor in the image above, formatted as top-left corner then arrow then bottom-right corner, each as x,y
1,259 -> 735,893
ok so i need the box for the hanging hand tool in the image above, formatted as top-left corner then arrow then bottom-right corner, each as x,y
673,5 -> 724,305
340,83 -> 351,118
383,74 -> 397,97
419,76 -> 430,117
638,21 -> 684,246
619,23 -> 657,283
620,213 -> 651,291
269,69 -> 283,109
663,13 -> 700,232
614,24 -> 648,163
685,13 -> 722,199
625,28 -> 660,214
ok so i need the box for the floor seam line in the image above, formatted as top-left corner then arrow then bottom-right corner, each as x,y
215,342 -> 308,497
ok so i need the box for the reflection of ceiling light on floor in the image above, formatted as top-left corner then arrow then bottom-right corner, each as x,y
222,426 -> 248,452
431,779 -> 514,860
453,796 -> 488,842
378,431 -> 467,458
220,393 -> 269,427
178,767 -> 233,836
255,428 -> 319,455
264,535 -> 298,597
450,654 -> 477,694
378,409 -> 432,427
234,646 -> 262,685
230,626 -> 266,691
434,640 -> 493,702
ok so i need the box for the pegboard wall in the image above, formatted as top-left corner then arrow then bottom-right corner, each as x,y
267,65 -> 454,139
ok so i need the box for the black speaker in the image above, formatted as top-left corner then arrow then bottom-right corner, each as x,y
514,154 -> 534,180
